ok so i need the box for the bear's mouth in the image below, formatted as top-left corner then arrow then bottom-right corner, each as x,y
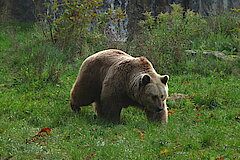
145,107 -> 163,113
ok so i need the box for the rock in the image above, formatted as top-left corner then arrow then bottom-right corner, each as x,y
0,0 -> 37,22
168,93 -> 189,102
185,50 -> 239,61
188,0 -> 240,16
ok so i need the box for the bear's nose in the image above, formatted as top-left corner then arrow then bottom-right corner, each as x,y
155,107 -> 163,112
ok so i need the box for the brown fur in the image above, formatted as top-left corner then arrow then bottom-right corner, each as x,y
70,49 -> 169,123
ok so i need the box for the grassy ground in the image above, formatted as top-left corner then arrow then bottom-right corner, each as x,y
0,23 -> 239,160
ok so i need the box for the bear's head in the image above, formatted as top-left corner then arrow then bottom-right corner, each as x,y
137,74 -> 169,113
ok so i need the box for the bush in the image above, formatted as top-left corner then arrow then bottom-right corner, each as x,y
134,4 -> 206,72
1,1 -> 126,84
129,4 -> 239,75
37,0 -> 125,55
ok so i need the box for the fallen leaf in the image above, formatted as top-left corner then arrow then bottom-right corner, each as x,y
38,128 -> 52,135
186,93 -> 200,98
195,106 -> 200,111
25,128 -> 52,144
195,105 -> 205,111
182,81 -> 190,85
83,153 -> 94,159
134,129 -> 145,141
168,110 -> 175,114
25,136 -> 40,143
173,145 -> 181,149
160,149 -> 169,155
209,114 -> 214,117
4,155 -> 14,160
138,130 -> 145,141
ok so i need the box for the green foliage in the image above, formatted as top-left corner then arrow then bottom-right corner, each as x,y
38,0 -> 125,53
1,70 -> 239,159
177,53 -> 240,77
133,4 -> 240,75
0,23 -> 68,83
1,10 -> 240,159
138,4 -> 207,66
203,10 -> 240,52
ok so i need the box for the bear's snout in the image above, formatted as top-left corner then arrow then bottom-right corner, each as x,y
155,100 -> 164,112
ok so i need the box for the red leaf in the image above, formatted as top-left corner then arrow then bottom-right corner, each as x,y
209,114 -> 214,117
195,105 -> 205,111
38,128 -> 52,135
83,153 -> 94,159
26,128 -> 52,144
182,81 -> 190,85
168,110 -> 175,114
2,84 -> 7,87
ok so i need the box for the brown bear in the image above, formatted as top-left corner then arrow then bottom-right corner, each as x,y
70,49 -> 169,123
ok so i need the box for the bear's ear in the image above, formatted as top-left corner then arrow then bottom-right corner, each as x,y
160,75 -> 169,85
141,74 -> 151,86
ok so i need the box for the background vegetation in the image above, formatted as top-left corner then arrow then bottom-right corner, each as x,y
0,3 -> 239,160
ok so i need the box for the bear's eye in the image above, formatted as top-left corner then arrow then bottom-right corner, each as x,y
152,95 -> 158,101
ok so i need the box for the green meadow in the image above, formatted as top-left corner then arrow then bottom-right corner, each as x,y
0,6 -> 240,159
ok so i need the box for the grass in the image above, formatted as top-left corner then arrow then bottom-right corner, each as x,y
0,23 -> 240,159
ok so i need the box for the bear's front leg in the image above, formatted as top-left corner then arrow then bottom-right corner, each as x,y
100,79 -> 124,122
99,104 -> 122,122
99,97 -> 122,122
70,101 -> 81,112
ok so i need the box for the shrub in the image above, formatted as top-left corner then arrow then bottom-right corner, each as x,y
202,10 -> 240,52
4,0 -> 126,84
37,0 -> 125,55
130,4 -> 239,75
135,4 -> 206,72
